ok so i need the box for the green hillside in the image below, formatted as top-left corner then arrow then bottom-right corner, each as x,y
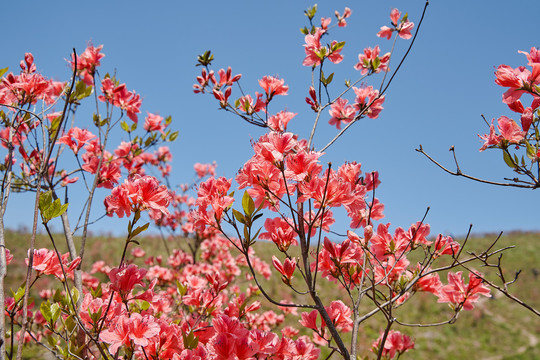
3,230 -> 539,359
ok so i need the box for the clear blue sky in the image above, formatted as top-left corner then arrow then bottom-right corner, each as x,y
3,0 -> 540,239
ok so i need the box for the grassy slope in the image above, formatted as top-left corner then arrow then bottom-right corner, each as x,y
3,230 -> 540,359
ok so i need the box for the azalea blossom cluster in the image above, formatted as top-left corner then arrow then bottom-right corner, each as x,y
475,46 -> 540,188
190,128 -> 491,358
104,174 -> 171,219
377,8 -> 415,40
0,53 -> 65,107
479,47 -> 540,155
188,5 -> 500,360
1,43 -> 182,359
193,8 -> 414,136
0,47 -> 174,193
1,3 -> 517,360
6,227 -> 324,359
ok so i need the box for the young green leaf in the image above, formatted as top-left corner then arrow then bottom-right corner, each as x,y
242,191 -> 255,216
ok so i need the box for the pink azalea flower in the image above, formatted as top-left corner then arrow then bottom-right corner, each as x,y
302,29 -> 343,67
335,7 -> 352,27
320,17 -> 331,30
104,175 -> 171,218
354,45 -> 391,75
353,85 -> 385,119
109,264 -> 147,299
519,47 -> 540,66
143,112 -> 166,133
377,8 -> 415,40
267,111 -> 296,132
99,78 -> 142,122
497,116 -> 526,144
521,107 -> 534,132
377,26 -> 394,40
437,271 -> 491,310
478,119 -> 503,151
128,313 -> 161,348
259,217 -> 298,252
272,256 -> 296,285
26,248 -> 81,280
372,330 -> 414,359
5,248 -> 13,265
259,75 -> 289,101
328,98 -> 356,129
70,43 -> 105,86
216,66 -> 241,88
57,127 -> 96,155
193,162 -> 217,178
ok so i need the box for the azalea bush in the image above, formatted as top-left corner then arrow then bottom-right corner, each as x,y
0,2 -> 536,360
417,47 -> 540,189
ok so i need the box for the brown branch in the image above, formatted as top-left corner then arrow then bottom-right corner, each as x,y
416,144 -> 535,188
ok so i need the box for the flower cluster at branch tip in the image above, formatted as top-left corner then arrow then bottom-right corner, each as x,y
104,174 -> 171,218
480,47 -> 540,155
377,8 -> 415,40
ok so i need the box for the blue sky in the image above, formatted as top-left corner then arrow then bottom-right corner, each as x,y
3,0 -> 540,239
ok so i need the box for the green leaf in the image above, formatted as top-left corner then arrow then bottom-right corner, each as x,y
332,41 -> 346,51
232,209 -> 246,225
138,300 -> 150,311
47,334 -> 56,348
92,113 -> 101,127
65,314 -> 76,333
90,306 -> 103,325
73,81 -> 93,101
176,281 -> 187,296
0,67 -> 8,78
325,72 -> 334,85
503,151 -> 516,169
304,4 -> 317,20
39,190 -> 53,214
70,287 -> 80,307
183,330 -> 199,349
242,192 -> 255,216
120,120 -> 130,132
41,193 -> 69,222
169,131 -> 179,142
131,222 -> 150,239
145,134 -> 155,147
47,113 -> 63,138
50,302 -> 61,324
196,50 -> 214,67
372,57 -> 381,70
40,301 -> 52,323
91,285 -> 103,298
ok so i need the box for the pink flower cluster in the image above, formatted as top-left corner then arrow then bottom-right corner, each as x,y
303,28 -> 344,67
372,330 -> 414,359
104,175 -> 171,218
0,53 -> 64,106
377,8 -> 415,40
26,248 -> 81,280
480,47 -> 540,151
70,43 -> 105,86
99,77 -> 142,122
